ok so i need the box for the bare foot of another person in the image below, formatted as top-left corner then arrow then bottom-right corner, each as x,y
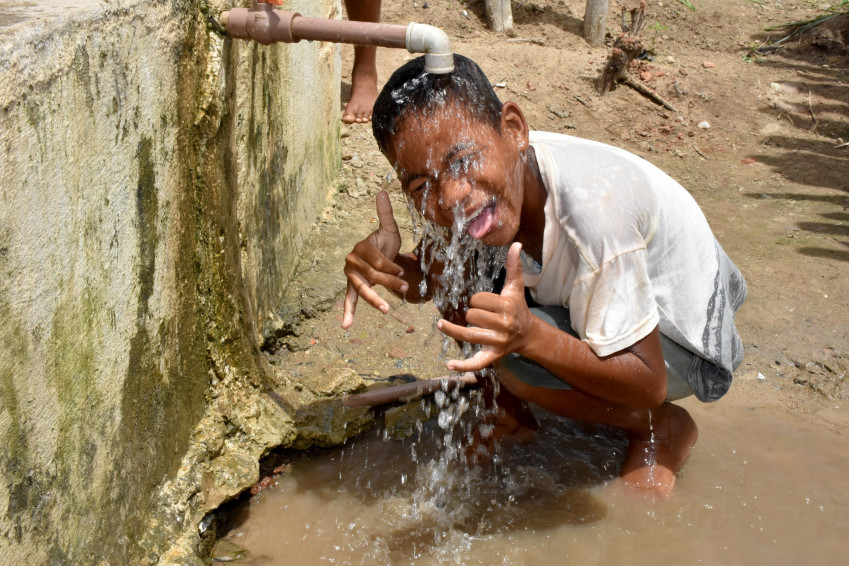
466,405 -> 539,464
342,0 -> 380,123
342,50 -> 378,124
618,403 -> 698,496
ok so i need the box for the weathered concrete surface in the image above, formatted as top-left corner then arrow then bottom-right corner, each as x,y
0,0 -> 348,563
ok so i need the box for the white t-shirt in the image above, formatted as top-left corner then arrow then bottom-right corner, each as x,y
525,132 -> 746,401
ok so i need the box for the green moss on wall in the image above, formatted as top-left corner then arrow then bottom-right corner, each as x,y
46,278 -> 107,552
0,299 -> 31,545
104,13 -> 221,562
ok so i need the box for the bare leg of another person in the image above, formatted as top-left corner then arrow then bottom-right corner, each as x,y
343,0 -> 381,123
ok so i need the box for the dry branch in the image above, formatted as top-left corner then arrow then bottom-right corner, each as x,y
621,77 -> 678,112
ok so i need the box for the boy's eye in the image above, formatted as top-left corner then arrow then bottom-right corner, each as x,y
407,179 -> 428,195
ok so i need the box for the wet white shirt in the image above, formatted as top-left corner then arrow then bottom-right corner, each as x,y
525,132 -> 746,401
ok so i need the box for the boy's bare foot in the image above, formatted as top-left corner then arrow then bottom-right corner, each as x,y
618,403 -> 698,496
343,67 -> 378,124
466,405 -> 539,463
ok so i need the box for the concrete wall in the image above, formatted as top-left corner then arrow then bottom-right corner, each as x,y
0,0 -> 340,563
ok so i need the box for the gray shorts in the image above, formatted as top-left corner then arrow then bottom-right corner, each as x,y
501,306 -> 695,401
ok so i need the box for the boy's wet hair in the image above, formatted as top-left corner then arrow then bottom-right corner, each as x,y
372,54 -> 503,155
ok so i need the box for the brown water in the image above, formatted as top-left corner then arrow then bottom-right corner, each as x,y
221,397 -> 849,565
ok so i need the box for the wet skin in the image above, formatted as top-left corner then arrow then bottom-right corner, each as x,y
342,99 -> 696,494
388,101 -> 545,251
341,101 -> 546,322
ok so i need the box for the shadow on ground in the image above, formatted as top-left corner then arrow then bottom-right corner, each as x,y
743,20 -> 848,262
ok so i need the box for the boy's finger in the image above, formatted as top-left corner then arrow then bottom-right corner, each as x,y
349,271 -> 391,314
464,307 -> 503,330
364,271 -> 409,296
350,240 -> 404,274
377,271 -> 409,292
437,318 -> 500,346
446,347 -> 499,372
365,251 -> 405,279
341,282 -> 359,329
347,254 -> 408,294
502,242 -> 525,293
467,292 -> 502,311
436,318 -> 468,342
375,190 -> 399,235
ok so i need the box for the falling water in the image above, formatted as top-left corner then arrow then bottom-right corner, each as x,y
405,198 -> 508,355
396,176 -> 514,559
646,409 -> 657,516
378,66 -> 543,557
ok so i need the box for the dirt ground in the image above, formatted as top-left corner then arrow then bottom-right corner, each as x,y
265,0 -> 849,442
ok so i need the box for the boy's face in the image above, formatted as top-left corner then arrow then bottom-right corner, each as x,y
386,100 -> 529,247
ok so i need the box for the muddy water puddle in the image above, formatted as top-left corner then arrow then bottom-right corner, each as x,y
220,398 -> 849,565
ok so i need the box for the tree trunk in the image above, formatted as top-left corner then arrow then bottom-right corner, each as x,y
485,0 -> 514,33
583,0 -> 609,46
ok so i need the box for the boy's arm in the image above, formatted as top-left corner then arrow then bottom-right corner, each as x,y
341,191 -> 431,328
437,243 -> 668,409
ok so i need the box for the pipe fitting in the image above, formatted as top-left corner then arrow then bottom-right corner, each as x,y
221,4 -> 297,45
406,23 -> 454,74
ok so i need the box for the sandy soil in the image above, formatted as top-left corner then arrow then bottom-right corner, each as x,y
265,1 -> 849,442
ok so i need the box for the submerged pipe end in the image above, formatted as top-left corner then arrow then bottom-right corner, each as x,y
405,23 -> 454,74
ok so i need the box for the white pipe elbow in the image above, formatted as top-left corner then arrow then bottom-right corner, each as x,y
405,23 -> 454,74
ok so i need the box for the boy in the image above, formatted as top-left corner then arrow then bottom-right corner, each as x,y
341,55 -> 746,495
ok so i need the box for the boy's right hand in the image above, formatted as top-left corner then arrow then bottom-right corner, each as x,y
342,191 -> 408,329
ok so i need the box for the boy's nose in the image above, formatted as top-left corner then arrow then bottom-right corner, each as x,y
437,177 -> 472,211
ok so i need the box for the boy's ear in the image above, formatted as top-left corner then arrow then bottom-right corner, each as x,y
500,101 -> 529,151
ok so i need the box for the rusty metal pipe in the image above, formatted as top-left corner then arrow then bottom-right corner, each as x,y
220,1 -> 453,74
291,17 -> 407,49
342,373 -> 477,409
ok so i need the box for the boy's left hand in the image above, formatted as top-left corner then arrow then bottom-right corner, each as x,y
438,242 -> 532,372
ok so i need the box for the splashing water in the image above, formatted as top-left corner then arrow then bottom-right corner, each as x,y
387,71 -> 494,127
392,152 -> 517,557
406,199 -> 508,356
374,67 -> 533,557
386,65 -> 543,553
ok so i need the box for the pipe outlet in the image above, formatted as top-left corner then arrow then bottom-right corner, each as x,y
406,23 -> 454,74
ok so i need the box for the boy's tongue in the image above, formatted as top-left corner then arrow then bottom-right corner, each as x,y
467,203 -> 496,239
